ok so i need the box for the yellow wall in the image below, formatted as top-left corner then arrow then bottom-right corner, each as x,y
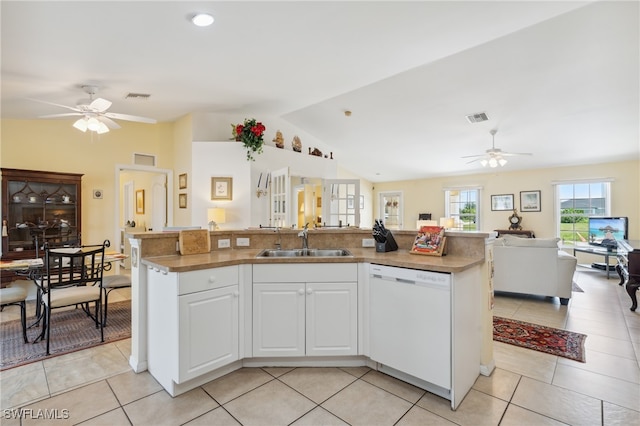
373,160 -> 640,240
1,119 -> 175,245
2,117 -> 638,243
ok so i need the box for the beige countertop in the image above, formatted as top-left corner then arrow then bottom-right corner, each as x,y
141,247 -> 484,274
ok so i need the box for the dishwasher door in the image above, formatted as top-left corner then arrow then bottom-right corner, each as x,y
369,265 -> 451,389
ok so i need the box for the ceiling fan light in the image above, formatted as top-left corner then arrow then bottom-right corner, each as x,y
72,118 -> 88,132
498,158 -> 508,166
488,158 -> 498,168
192,13 -> 214,27
480,159 -> 488,167
86,117 -> 100,131
96,121 -> 110,134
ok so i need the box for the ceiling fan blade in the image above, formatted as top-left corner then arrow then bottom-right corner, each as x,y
465,158 -> 483,164
104,112 -> 157,124
90,97 -> 112,112
27,98 -> 82,112
38,112 -> 84,119
461,154 -> 486,159
97,116 -> 121,129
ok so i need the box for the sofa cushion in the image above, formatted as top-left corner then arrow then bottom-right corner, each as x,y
500,234 -> 560,248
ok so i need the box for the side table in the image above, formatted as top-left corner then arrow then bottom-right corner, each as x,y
494,229 -> 535,238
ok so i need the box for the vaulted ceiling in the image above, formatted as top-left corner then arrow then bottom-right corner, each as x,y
2,1 -> 638,182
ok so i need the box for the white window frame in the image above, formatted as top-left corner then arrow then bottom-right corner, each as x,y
444,187 -> 481,231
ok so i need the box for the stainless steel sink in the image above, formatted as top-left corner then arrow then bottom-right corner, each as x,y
257,248 -> 353,258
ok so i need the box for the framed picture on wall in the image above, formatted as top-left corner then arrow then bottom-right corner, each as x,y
178,193 -> 187,209
491,194 -> 514,211
178,173 -> 187,189
520,190 -> 541,212
211,177 -> 233,200
135,189 -> 145,214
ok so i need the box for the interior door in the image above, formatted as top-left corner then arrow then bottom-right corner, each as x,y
322,179 -> 360,228
151,174 -> 167,231
379,191 -> 403,230
270,167 -> 289,228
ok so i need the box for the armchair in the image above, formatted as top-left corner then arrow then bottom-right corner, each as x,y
492,236 -> 577,305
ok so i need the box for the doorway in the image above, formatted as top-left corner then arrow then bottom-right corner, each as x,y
379,191 -> 403,230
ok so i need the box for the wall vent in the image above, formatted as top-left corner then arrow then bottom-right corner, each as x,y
133,153 -> 157,167
125,92 -> 151,100
465,112 -> 489,123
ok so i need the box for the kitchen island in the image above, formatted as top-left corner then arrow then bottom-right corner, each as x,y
129,229 -> 495,410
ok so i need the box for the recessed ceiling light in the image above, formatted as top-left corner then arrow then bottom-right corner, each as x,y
192,13 -> 214,27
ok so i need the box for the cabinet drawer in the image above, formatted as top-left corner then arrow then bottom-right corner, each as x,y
178,265 -> 239,295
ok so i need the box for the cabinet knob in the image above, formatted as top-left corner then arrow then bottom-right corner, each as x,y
298,289 -> 305,295
307,288 -> 313,295
209,276 -> 216,283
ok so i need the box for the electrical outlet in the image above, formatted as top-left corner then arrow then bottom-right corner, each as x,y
236,237 -> 250,247
362,238 -> 376,248
218,239 -> 231,248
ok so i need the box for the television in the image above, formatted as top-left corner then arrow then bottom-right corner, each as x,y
588,216 -> 628,248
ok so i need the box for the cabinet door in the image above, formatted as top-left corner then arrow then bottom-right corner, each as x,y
178,285 -> 239,383
253,283 -> 305,357
306,282 -> 357,356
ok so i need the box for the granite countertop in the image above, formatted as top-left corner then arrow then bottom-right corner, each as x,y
141,247 -> 484,274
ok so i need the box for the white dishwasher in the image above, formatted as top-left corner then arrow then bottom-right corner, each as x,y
369,264 -> 451,390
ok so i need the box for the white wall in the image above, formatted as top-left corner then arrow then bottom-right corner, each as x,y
191,142 -> 338,229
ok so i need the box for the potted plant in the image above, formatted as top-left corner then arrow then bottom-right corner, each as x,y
231,118 -> 266,161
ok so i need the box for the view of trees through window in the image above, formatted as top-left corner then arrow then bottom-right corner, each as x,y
445,189 -> 479,231
557,182 -> 609,245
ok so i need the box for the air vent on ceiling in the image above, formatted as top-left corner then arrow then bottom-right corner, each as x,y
465,112 -> 489,123
125,92 -> 151,100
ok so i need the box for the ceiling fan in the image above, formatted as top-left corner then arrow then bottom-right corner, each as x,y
34,85 -> 156,134
462,129 -> 532,168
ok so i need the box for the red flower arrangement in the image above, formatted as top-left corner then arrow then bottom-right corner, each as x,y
231,118 -> 266,161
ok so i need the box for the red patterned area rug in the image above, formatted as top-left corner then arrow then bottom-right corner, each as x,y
1,300 -> 131,371
493,316 -> 587,362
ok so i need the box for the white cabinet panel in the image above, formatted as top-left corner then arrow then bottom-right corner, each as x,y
306,282 -> 357,356
178,285 -> 239,382
252,283 -> 305,357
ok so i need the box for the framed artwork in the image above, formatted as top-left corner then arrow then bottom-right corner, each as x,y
211,177 -> 233,200
491,194 -> 514,211
360,195 -> 365,210
520,190 -> 541,212
178,193 -> 187,209
93,189 -> 103,199
135,189 -> 145,214
178,173 -> 187,189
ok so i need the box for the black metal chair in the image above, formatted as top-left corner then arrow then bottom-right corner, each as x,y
34,240 -> 109,355
0,286 -> 29,343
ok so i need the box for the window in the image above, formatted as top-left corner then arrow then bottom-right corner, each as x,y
555,181 -> 610,246
445,188 -> 480,231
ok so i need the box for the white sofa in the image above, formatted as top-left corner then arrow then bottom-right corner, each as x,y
492,235 -> 577,305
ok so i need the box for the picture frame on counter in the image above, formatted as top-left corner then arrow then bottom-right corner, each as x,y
491,194 -> 514,211
520,190 -> 541,212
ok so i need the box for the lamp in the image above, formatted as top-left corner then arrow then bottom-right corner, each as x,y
439,217 -> 455,229
208,208 -> 226,231
72,117 -> 110,134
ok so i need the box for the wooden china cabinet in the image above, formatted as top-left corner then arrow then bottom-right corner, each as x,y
1,168 -> 83,285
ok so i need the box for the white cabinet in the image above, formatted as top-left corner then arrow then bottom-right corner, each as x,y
147,265 -> 239,395
178,285 -> 239,381
252,264 -> 358,357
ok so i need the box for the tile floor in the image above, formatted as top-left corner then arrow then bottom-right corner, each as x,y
1,266 -> 638,425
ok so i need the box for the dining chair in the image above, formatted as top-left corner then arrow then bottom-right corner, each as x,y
0,286 -> 29,343
34,240 -> 109,355
99,274 -> 131,326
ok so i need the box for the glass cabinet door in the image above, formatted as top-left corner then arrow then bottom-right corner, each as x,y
2,169 -> 82,258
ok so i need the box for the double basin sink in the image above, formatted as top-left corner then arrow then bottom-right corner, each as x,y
257,248 -> 353,258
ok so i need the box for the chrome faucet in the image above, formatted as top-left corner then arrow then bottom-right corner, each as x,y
274,226 -> 282,250
298,223 -> 310,250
